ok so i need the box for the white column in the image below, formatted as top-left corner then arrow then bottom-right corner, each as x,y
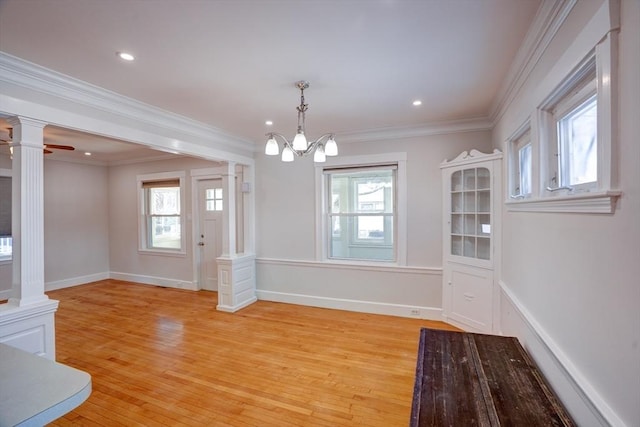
7,116 -> 48,306
0,116 -> 57,360
216,161 -> 257,313
220,161 -> 237,257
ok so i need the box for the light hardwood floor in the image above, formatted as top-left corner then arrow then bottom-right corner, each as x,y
47,280 -> 458,426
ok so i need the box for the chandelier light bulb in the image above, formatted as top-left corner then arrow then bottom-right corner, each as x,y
265,137 -> 279,155
281,145 -> 295,162
324,137 -> 338,156
313,144 -> 326,163
292,131 -> 307,151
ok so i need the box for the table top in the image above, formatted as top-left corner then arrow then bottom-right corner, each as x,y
0,343 -> 91,427
411,328 -> 575,427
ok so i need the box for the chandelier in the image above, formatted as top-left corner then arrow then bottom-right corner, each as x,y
265,80 -> 338,162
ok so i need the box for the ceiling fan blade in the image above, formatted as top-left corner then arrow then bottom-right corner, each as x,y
44,144 -> 75,151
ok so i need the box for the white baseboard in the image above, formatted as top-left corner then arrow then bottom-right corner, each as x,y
109,272 -> 197,291
499,281 -> 624,427
45,272 -> 110,292
256,289 -> 443,320
217,296 -> 258,313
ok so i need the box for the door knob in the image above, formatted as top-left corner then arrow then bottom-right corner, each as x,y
198,242 -> 205,246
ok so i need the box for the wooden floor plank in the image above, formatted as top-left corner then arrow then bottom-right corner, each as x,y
46,280 -> 459,426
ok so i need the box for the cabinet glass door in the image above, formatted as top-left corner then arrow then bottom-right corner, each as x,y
450,167 -> 490,260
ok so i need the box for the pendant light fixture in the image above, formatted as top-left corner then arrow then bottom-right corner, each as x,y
265,80 -> 338,163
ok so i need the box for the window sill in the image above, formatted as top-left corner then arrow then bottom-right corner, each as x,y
505,190 -> 622,214
138,249 -> 186,257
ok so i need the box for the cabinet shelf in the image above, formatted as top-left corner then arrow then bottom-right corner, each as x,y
448,166 -> 493,261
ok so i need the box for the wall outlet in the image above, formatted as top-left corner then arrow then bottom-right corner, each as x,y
410,309 -> 420,316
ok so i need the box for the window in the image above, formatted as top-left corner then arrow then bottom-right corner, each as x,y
545,59 -> 597,193
137,172 -> 185,254
506,26 -> 620,214
316,152 -> 406,265
206,188 -> 223,211
508,126 -> 532,199
0,173 -> 11,262
327,166 -> 395,261
557,95 -> 597,188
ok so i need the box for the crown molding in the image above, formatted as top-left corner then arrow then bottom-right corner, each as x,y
335,117 -> 493,144
0,51 -> 255,154
489,0 -> 578,124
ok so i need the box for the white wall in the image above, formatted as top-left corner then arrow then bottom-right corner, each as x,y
494,1 -> 639,426
255,131 -> 492,318
44,160 -> 110,289
108,157 -> 221,289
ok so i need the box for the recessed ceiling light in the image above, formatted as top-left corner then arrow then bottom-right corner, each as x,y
116,51 -> 135,61
84,152 -> 92,156
412,100 -> 422,106
265,120 -> 273,126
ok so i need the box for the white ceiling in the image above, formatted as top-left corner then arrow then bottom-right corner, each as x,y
0,0 -> 541,164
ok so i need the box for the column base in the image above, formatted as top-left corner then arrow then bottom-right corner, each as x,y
0,299 -> 59,360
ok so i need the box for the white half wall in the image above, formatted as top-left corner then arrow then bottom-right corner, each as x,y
257,258 -> 442,319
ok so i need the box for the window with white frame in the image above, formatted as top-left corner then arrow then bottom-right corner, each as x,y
138,172 -> 185,254
326,166 -> 396,262
0,174 -> 11,262
543,56 -> 597,193
507,26 -> 620,214
316,153 -> 406,265
508,126 -> 532,199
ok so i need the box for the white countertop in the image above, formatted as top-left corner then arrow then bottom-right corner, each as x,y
0,343 -> 91,427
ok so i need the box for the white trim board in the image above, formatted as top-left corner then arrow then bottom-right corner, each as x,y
109,272 -> 197,291
45,272 -> 110,292
499,280 -> 626,427
256,290 -> 442,321
256,257 -> 441,275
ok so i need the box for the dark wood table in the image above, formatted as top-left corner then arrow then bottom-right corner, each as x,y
410,328 -> 575,426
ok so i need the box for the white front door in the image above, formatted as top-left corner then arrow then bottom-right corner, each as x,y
198,179 -> 223,291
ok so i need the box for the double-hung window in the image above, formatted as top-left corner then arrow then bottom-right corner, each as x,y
137,172 -> 185,254
317,153 -> 407,264
326,166 -> 396,262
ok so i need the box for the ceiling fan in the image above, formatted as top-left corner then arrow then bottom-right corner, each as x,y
0,128 -> 75,154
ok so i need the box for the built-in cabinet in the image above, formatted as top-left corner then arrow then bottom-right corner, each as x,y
441,149 -> 502,333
